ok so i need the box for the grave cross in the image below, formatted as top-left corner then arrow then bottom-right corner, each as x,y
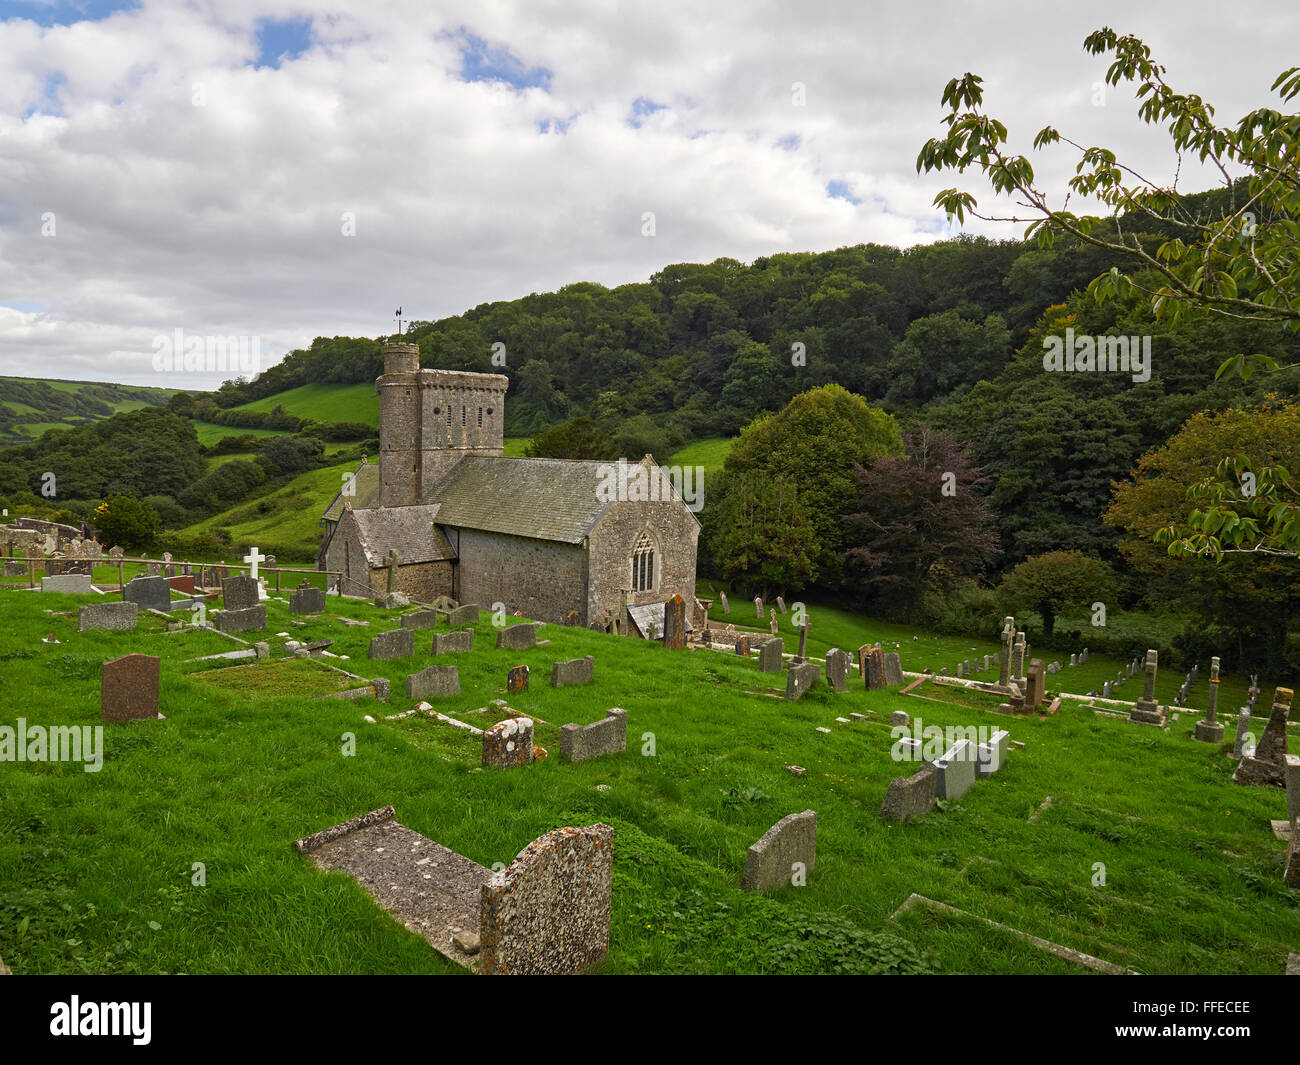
385,549 -> 400,593
243,546 -> 266,580
795,620 -> 810,663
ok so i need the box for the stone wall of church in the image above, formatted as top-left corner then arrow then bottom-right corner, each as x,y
587,495 -> 699,628
320,513 -> 452,602
452,529 -> 588,625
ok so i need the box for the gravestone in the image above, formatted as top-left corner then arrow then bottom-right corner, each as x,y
776,596 -> 786,614
976,729 -> 1010,778
565,611 -> 579,626
662,595 -> 686,649
1129,649 -> 1166,726
794,622 -> 810,663
1234,687 -> 1293,787
719,591 -> 729,614
824,648 -> 849,693
166,574 -> 195,595
40,574 -> 94,594
1195,656 -> 1225,742
368,628 -> 414,661
1285,755 -> 1300,887
482,717 -> 534,769
559,709 -> 627,763
758,637 -> 783,673
1233,708 -> 1254,757
107,546 -> 124,560
213,605 -> 266,633
734,635 -> 750,657
405,664 -> 461,700
889,711 -> 910,727
222,575 -> 260,611
754,596 -> 763,620
496,623 -> 540,651
447,603 -> 479,627
998,616 -> 1014,687
1023,660 -> 1046,708
78,602 -> 138,632
507,665 -> 530,692
882,653 -> 905,687
551,655 -> 594,688
101,654 -> 160,723
3,561 -> 25,576
1012,632 -> 1027,681
741,810 -> 816,893
479,823 -> 613,975
124,575 -> 172,613
290,584 -> 327,615
880,763 -> 938,822
431,629 -> 474,654
784,662 -> 819,701
863,646 -> 886,691
933,740 -> 977,799
768,609 -> 778,636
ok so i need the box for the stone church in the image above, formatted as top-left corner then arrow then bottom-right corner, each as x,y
318,342 -> 700,632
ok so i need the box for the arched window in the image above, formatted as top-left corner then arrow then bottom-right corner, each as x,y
631,532 -> 655,593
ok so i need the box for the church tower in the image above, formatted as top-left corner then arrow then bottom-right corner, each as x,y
377,341 -> 509,507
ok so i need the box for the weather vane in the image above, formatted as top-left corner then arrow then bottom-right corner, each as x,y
394,306 -> 404,335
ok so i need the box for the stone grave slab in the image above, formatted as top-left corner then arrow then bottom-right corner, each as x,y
406,664 -> 461,700
78,601 -> 138,632
431,629 -> 474,654
101,653 -> 160,723
741,810 -> 816,893
551,655 -> 594,688
559,709 -> 628,764
368,628 -> 414,661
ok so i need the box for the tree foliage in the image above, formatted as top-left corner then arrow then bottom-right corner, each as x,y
996,550 -> 1116,637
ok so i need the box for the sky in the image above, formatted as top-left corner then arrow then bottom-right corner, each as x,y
0,0 -> 1296,389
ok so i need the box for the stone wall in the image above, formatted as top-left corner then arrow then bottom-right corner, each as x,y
454,528 -> 587,625
479,823 -> 614,975
322,513 -> 453,602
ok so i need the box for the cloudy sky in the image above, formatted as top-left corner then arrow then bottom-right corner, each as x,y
0,0 -> 1295,389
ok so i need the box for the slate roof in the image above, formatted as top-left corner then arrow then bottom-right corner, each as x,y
348,505 -> 454,566
423,456 -> 617,544
322,460 -> 380,523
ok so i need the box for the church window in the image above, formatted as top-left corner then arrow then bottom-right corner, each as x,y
631,532 -> 655,592
446,405 -> 452,426
477,407 -> 483,427
462,406 -> 466,426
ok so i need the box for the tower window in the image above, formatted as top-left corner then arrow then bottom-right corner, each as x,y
462,407 -> 466,426
631,532 -> 655,593
446,405 -> 452,426
477,407 -> 483,427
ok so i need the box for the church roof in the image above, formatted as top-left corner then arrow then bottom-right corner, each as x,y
424,456 -> 616,544
322,459 -> 380,522
348,504 -> 454,566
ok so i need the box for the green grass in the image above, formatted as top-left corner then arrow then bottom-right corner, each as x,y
669,437 -> 735,474
228,383 -> 380,428
502,437 -> 530,457
191,421 -> 293,447
0,587 -> 1295,975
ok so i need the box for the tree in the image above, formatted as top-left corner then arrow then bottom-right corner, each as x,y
997,551 -> 1116,638
917,27 -> 1300,382
705,472 -> 817,594
93,494 -> 160,551
842,425 -> 999,617
524,417 -> 620,460
723,384 -> 903,588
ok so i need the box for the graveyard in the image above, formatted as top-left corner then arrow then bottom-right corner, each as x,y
0,572 -> 1296,976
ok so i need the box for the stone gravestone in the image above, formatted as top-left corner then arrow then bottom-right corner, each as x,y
551,656 -> 594,688
213,605 -> 266,633
222,575 -> 260,611
507,665 -> 530,692
768,609 -> 778,636
976,729 -> 1011,778
1233,708 -> 1254,757
290,582 -> 327,615
662,595 -> 686,650
734,635 -> 750,657
933,740 -> 977,799
40,573 -> 94,594
447,603 -> 479,627
101,654 -> 160,723
495,622 -> 540,651
121,575 -> 171,613
758,637 -> 783,674
882,653 -> 904,687
1195,656 -> 1225,742
1285,755 -> 1300,887
405,664 -> 461,700
1012,632 -> 1027,682
741,810 -> 816,893
368,628 -> 414,661
881,763 -> 938,822
794,622 -> 810,663
1023,659 -> 1046,708
559,709 -> 627,764
479,823 -> 613,975
863,646 -> 886,691
784,661 -> 819,701
1235,687 -> 1293,787
824,648 -> 849,693
78,602 -> 138,632
482,717 -> 534,769
431,629 -> 474,655
776,596 -> 786,614
754,596 -> 764,620
998,616 -> 1014,687
400,609 -> 439,630
719,591 -> 729,615
1129,649 -> 1166,726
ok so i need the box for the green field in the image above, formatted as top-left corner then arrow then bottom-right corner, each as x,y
0,589 -> 1294,975
669,436 -> 736,474
229,383 -> 380,428
191,421 -> 293,447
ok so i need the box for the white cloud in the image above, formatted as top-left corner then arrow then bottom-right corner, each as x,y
0,0 -> 1295,387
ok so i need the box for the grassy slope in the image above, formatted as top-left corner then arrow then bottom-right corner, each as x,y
0,587 -> 1294,975
669,436 -> 735,474
229,383 -> 380,427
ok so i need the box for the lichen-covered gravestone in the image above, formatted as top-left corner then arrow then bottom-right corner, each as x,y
825,648 -> 849,693
446,603 -> 479,627
495,622 -> 540,650
662,595 -> 686,650
222,575 -> 260,612
551,655 -> 594,688
400,609 -> 439,630
559,709 -> 628,763
507,665 -> 529,692
368,628 -> 414,661
784,661 -> 819,701
741,810 -> 817,893
431,629 -> 474,654
101,654 -> 160,723
482,717 -> 534,769
734,635 -> 750,657
290,583 -> 326,615
405,664 -> 461,700
213,605 -> 266,633
880,762 -> 938,822
863,646 -> 886,691
1235,687 -> 1293,787
758,637 -> 783,674
79,602 -> 138,632
479,823 -> 614,975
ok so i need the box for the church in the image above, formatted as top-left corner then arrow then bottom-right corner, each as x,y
317,342 -> 701,633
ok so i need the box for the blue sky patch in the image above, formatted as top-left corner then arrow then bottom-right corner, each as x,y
456,31 -> 552,90
0,0 -> 137,27
775,134 -> 800,151
826,180 -> 861,205
254,16 -> 313,69
627,96 -> 667,128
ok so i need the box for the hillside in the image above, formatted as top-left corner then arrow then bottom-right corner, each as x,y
0,375 -> 179,444
226,382 -> 380,428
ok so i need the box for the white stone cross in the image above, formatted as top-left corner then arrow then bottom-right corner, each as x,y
243,546 -> 266,580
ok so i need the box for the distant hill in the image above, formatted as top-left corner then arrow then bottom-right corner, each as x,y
0,376 -> 180,445
226,382 -> 380,428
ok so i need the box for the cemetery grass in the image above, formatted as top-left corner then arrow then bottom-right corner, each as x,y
0,591 -> 1297,975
